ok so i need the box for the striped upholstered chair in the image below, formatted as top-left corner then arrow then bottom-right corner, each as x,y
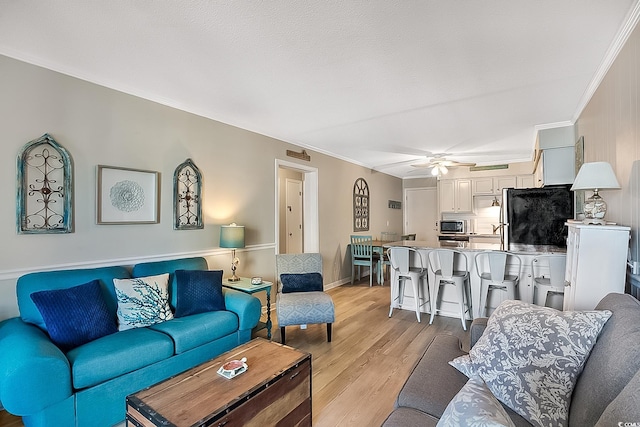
275,253 -> 335,344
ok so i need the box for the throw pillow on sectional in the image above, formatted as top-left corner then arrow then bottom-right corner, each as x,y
280,272 -> 324,293
449,300 -> 611,427
30,279 -> 118,352
113,273 -> 173,331
437,376 -> 516,427
174,269 -> 226,317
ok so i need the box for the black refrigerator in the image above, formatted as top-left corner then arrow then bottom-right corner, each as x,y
502,185 -> 574,251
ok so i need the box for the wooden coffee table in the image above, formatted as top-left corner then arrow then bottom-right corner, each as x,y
126,338 -> 311,427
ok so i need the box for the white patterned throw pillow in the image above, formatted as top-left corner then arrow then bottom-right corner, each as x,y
450,300 -> 611,427
113,273 -> 173,331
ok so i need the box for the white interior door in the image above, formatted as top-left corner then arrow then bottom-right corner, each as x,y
405,188 -> 438,243
286,178 -> 303,254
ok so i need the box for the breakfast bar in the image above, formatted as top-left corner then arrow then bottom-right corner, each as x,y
383,240 -> 566,320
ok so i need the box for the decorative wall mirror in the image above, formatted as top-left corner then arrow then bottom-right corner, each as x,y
353,177 -> 369,231
173,158 -> 203,230
17,133 -> 73,234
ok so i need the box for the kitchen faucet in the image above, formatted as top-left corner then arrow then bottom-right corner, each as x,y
491,223 -> 503,234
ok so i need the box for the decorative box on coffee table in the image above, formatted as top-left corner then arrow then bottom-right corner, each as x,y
126,338 -> 311,427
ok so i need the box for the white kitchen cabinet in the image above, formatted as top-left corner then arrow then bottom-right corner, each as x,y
473,177 -> 494,195
517,175 -> 535,188
439,179 -> 472,213
473,176 -> 519,195
495,176 -> 517,193
537,147 -> 575,186
563,223 -> 630,311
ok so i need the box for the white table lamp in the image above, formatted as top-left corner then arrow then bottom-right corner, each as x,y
571,162 -> 620,225
219,223 -> 245,281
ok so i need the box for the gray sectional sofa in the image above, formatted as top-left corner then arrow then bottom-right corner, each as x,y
383,293 -> 640,426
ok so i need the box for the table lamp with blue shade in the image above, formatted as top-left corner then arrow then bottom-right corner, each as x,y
220,223 -> 245,282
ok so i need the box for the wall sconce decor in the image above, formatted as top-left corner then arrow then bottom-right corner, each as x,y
353,178 -> 369,231
17,133 -> 73,234
173,158 -> 203,230
286,149 -> 311,161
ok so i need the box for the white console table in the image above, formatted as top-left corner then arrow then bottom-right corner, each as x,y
563,223 -> 630,311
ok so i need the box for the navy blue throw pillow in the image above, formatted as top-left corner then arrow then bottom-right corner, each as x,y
280,272 -> 324,293
174,270 -> 226,317
30,280 -> 118,352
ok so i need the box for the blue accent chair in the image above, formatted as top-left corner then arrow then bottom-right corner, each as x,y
275,253 -> 335,344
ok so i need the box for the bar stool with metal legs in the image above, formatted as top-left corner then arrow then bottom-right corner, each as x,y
428,249 -> 471,330
387,247 -> 429,322
531,254 -> 566,309
475,250 -> 522,317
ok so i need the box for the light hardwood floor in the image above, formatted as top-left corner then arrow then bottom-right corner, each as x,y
0,277 -> 470,427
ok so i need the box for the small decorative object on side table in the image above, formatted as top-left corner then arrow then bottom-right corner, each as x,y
223,277 -> 273,340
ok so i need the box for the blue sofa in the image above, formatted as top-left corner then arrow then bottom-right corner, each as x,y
0,257 -> 262,427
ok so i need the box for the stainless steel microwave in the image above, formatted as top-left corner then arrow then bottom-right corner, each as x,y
440,220 -> 466,234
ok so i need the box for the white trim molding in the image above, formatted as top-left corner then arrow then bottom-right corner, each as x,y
573,0 -> 640,122
0,243 -> 276,281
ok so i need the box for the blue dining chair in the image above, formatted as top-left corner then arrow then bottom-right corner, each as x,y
350,235 -> 381,287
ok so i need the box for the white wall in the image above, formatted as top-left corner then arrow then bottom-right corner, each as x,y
0,55 -> 403,320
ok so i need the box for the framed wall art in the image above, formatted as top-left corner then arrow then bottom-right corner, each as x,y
97,165 -> 160,224
173,158 -> 203,230
17,133 -> 74,234
353,177 -> 369,231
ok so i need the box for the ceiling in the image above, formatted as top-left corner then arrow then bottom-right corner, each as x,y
1,1 -> 638,178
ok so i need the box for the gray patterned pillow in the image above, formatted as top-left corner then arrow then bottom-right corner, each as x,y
437,376 -> 516,427
450,300 -> 611,427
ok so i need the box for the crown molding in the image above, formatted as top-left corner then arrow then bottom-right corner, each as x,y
573,0 -> 640,122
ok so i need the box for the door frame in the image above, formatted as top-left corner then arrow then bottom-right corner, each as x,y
275,159 -> 319,254
285,177 -> 304,253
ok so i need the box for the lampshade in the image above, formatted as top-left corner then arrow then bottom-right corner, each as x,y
571,162 -> 620,191
571,162 -> 620,224
431,164 -> 448,176
219,223 -> 245,248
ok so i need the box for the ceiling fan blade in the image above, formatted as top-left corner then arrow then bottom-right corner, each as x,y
410,162 -> 434,168
373,158 -> 424,170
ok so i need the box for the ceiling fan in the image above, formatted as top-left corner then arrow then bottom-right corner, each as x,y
409,155 -> 476,176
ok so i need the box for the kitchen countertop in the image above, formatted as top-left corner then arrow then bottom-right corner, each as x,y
384,240 -> 566,254
438,233 -> 501,238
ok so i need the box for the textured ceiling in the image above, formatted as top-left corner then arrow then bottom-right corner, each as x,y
1,1 -> 638,177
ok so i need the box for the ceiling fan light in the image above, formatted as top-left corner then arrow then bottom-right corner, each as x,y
431,166 -> 439,176
440,165 -> 448,174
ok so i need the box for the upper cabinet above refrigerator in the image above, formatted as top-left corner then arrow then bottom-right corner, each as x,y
535,147 -> 575,186
534,125 -> 576,187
